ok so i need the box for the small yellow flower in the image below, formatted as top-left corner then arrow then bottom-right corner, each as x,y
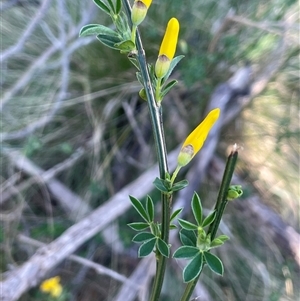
155,18 -> 180,78
40,276 -> 63,298
177,108 -> 220,166
131,0 -> 152,26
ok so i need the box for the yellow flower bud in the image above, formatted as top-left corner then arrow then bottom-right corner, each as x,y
155,18 -> 180,78
177,108 -> 220,167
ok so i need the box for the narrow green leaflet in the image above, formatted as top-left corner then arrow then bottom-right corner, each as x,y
210,238 -> 225,248
216,235 -> 230,242
160,79 -> 178,99
97,34 -> 121,50
132,232 -> 155,243
178,218 -> 198,231
136,72 -> 143,85
129,195 -> 150,222
179,229 -> 197,246
191,192 -> 202,226
170,179 -> 189,192
156,238 -> 170,258
162,55 -> 185,84
116,0 -> 122,14
153,177 -> 169,193
106,0 -> 115,13
146,196 -> 154,222
203,251 -> 224,276
128,58 -> 140,70
79,24 -> 119,37
93,0 -> 111,15
114,40 -> 135,52
170,208 -> 183,222
128,222 -> 149,231
183,252 -> 203,283
173,246 -> 199,259
202,210 -> 216,228
138,237 -> 156,257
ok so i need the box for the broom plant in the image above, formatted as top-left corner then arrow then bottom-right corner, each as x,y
79,1 -> 243,300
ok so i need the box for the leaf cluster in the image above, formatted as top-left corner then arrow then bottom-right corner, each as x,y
153,173 -> 188,194
128,196 -> 170,257
173,192 -> 229,282
79,0 -> 135,52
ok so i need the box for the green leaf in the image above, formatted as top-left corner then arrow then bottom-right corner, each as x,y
170,208 -> 183,222
227,185 -> 243,201
96,34 -> 121,50
128,222 -> 149,231
203,252 -> 224,276
79,24 -> 119,37
162,55 -> 185,84
210,235 -> 229,248
136,72 -> 143,85
179,229 -> 197,246
216,235 -> 230,242
132,232 -> 155,243
153,177 -> 169,193
146,196 -> 154,222
129,196 -> 150,222
183,252 -> 203,283
191,192 -> 202,226
114,40 -> 135,52
128,57 -> 140,70
115,12 -> 130,38
138,237 -> 156,257
156,238 -> 170,258
116,0 -> 122,14
160,79 -> 178,99
210,238 -> 225,248
202,210 -> 216,228
178,219 -> 198,231
173,246 -> 199,259
106,0 -> 115,13
93,0 -> 111,15
171,179 -> 189,192
169,224 -> 177,230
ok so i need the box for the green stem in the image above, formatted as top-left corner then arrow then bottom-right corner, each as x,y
179,147 -> 239,301
122,2 -> 170,300
170,165 -> 181,186
155,77 -> 162,104
208,148 -> 238,239
131,25 -> 137,44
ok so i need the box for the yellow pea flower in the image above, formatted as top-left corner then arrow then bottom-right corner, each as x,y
131,0 -> 152,26
155,18 -> 180,78
177,108 -> 220,167
40,276 -> 63,298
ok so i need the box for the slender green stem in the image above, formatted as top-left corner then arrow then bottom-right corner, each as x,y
170,165 -> 181,186
122,2 -> 170,301
179,147 -> 239,301
155,77 -> 162,103
131,25 -> 137,43
208,148 -> 238,239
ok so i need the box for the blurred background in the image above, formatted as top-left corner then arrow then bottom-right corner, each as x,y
0,0 -> 299,300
